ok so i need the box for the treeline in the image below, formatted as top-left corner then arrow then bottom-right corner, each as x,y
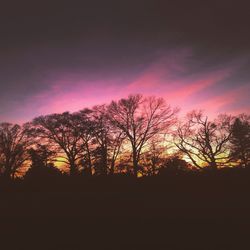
0,94 -> 249,180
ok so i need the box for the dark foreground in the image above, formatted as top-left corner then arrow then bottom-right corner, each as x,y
1,171 -> 250,250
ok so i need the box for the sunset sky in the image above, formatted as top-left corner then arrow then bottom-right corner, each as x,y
1,0 -> 250,123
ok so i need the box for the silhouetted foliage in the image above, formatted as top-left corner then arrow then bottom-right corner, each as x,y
0,98 -> 250,250
28,144 -> 56,168
230,114 -> 250,167
159,155 -> 191,176
0,95 -> 249,182
25,162 -> 62,180
140,137 -> 167,176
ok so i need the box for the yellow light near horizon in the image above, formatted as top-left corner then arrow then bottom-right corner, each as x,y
54,156 -> 69,173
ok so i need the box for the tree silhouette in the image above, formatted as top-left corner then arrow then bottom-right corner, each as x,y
32,112 -> 84,176
140,137 -> 166,176
0,94 -> 249,180
175,111 -> 232,170
0,123 -> 30,179
75,109 -> 94,176
91,105 -> 125,175
25,161 -> 62,181
159,155 -> 191,176
107,94 -> 178,177
91,105 -> 111,175
28,144 -> 56,168
230,114 -> 250,167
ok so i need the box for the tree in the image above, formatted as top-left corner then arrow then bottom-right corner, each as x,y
140,137 -> 166,176
25,146 -> 62,181
90,105 -> 110,175
90,105 -> 125,175
230,114 -> 250,167
109,130 -> 125,175
28,144 -> 56,168
175,111 -> 232,170
32,112 -> 84,176
108,94 -> 178,177
0,123 -> 30,179
159,155 -> 191,176
75,109 -> 94,176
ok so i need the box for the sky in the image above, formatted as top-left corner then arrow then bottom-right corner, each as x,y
0,0 -> 250,123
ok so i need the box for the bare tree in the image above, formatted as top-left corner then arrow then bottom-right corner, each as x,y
90,105 -> 125,175
0,123 -> 30,179
175,111 -> 233,170
75,109 -> 94,176
32,112 -> 84,176
109,130 -> 125,175
107,94 -> 178,177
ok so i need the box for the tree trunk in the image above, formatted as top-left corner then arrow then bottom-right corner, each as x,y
4,162 -> 12,180
110,160 -> 115,175
102,148 -> 108,176
209,160 -> 217,170
84,143 -> 92,176
69,160 -> 77,176
152,160 -> 156,175
132,149 -> 138,177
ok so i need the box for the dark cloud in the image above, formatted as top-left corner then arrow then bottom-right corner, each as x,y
0,0 -> 250,122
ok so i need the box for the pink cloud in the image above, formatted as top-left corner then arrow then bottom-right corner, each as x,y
33,80 -> 122,115
126,49 -> 191,93
196,84 -> 250,117
166,69 -> 232,101
8,49 -> 249,124
122,57 -> 235,116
